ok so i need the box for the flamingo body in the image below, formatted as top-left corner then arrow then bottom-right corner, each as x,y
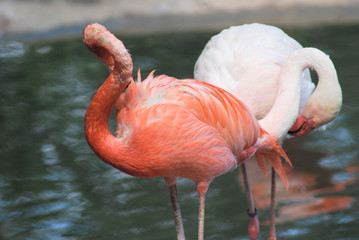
194,23 -> 314,121
114,74 -> 254,182
87,70 -> 290,185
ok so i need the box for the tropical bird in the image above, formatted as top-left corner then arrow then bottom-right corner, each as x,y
83,23 -> 293,240
194,23 -> 342,240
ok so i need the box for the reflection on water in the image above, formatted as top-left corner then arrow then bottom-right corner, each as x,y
0,24 -> 359,239
242,146 -> 356,224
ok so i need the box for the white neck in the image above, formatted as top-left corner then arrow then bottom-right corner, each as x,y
259,47 -> 340,141
301,49 -> 342,126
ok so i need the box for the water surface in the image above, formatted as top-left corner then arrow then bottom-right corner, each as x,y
0,24 -> 358,239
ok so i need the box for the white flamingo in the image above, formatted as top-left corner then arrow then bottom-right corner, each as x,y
194,23 -> 342,240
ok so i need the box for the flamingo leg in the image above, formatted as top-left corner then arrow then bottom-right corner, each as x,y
241,163 -> 259,240
267,167 -> 277,240
197,182 -> 209,240
198,192 -> 206,240
168,184 -> 186,240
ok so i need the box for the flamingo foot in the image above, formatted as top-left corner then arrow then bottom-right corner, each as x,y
247,209 -> 259,240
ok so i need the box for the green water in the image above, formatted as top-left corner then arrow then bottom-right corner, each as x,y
0,24 -> 358,239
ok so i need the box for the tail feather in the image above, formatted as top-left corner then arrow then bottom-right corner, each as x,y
255,130 -> 292,189
256,153 -> 268,178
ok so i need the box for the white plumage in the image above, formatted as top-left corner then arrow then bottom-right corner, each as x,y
194,23 -> 314,121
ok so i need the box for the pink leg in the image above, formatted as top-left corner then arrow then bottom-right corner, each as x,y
198,193 -> 206,240
197,182 -> 209,240
165,177 -> 186,240
241,163 -> 259,240
267,167 -> 277,240
168,184 -> 186,240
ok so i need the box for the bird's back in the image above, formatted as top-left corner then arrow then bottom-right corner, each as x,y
114,73 -> 261,182
194,23 -> 314,119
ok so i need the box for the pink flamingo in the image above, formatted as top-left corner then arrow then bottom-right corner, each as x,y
83,23 -> 293,240
194,23 -> 342,239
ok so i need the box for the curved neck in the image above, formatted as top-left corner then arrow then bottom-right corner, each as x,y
85,73 -> 131,171
83,23 -> 135,174
259,47 -> 342,140
301,48 -> 342,126
258,49 -> 304,140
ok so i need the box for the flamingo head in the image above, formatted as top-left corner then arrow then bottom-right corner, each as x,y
288,92 -> 342,137
288,114 -> 316,136
83,24 -> 115,70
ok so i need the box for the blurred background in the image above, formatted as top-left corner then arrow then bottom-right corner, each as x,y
1,0 -> 359,39
1,0 -> 359,239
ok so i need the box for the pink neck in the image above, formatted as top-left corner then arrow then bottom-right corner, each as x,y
84,73 -> 133,173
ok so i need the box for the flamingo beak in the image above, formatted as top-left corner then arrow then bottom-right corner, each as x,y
288,114 -> 316,136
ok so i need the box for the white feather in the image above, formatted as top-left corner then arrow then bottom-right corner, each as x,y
195,23 -> 315,121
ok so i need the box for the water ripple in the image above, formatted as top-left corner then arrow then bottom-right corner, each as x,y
0,41 -> 25,58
